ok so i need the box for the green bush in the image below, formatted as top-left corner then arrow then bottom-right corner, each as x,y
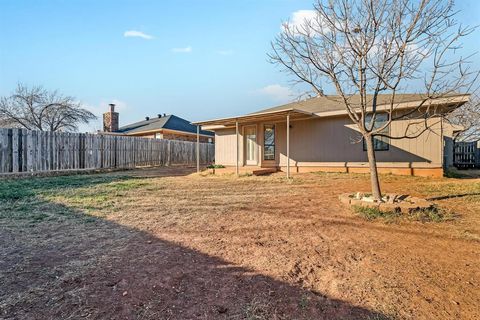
207,164 -> 225,169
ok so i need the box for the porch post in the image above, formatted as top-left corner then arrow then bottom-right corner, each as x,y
236,120 -> 239,176
196,125 -> 200,173
286,113 -> 290,179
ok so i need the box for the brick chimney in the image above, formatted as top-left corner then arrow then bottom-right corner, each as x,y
103,103 -> 119,132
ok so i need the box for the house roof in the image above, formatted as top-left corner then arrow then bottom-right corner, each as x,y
117,114 -> 214,136
249,93 -> 467,115
194,93 -> 469,128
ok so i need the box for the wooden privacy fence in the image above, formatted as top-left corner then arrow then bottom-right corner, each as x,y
0,128 -> 215,174
453,141 -> 480,169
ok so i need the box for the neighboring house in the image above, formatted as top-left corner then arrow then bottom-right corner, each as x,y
102,104 -> 214,143
194,94 -> 469,177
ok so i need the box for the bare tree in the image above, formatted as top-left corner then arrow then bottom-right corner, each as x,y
447,95 -> 480,142
270,0 -> 477,200
0,84 -> 96,132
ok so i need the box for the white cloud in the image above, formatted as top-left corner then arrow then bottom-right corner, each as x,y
256,84 -> 295,102
282,10 -> 316,32
172,46 -> 192,53
282,9 -> 331,34
217,49 -> 234,55
124,30 -> 154,40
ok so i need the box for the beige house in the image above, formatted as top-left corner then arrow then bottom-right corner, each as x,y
194,94 -> 469,177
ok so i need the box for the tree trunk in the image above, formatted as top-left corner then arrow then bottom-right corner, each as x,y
364,134 -> 382,201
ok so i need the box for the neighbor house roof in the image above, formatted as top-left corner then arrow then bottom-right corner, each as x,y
194,93 -> 469,128
117,115 -> 214,136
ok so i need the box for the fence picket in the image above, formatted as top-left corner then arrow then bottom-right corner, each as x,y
0,129 -> 214,174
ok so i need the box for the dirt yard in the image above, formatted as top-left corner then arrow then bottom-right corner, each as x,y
1,167 -> 479,320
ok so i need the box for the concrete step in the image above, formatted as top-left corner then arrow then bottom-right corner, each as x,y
252,168 -> 278,176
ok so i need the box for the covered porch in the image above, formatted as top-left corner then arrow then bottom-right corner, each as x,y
193,108 -> 318,178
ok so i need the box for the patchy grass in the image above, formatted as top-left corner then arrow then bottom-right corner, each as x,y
353,205 -> 454,223
421,181 -> 480,200
353,205 -> 401,222
243,296 -> 276,320
0,174 -> 149,223
408,207 -> 455,223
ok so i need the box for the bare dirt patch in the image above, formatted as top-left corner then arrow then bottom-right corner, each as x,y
1,168 -> 479,319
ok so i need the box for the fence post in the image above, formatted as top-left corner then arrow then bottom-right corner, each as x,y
7,129 -> 13,173
477,141 -> 480,168
167,140 -> 171,166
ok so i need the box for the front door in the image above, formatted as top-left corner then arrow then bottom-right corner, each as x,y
245,126 -> 257,165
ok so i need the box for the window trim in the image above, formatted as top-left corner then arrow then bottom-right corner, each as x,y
362,113 -> 390,152
263,124 -> 276,161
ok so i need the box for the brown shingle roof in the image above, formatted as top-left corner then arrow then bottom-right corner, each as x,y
193,93 -> 469,127
250,93 -> 466,115
117,115 -> 214,136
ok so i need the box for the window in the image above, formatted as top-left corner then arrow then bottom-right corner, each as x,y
363,114 -> 390,151
264,125 -> 275,160
155,133 -> 163,139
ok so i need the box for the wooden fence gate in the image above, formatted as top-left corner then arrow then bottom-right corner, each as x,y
0,128 -> 215,174
453,141 -> 480,169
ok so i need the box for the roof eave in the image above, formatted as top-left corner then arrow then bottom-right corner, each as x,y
193,108 -> 316,126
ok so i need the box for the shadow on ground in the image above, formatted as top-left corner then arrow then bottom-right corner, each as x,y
0,174 -> 389,319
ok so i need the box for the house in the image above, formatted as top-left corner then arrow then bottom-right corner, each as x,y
194,94 -> 469,177
102,104 -> 214,143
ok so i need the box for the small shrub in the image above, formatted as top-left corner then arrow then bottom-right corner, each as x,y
207,164 -> 225,169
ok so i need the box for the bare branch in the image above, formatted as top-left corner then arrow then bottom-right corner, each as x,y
0,83 -> 97,132
270,0 -> 478,200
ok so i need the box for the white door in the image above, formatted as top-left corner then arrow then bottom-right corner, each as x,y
245,126 -> 257,165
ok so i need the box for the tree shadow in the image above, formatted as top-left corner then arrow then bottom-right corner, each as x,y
0,165 -> 199,182
0,197 -> 390,319
445,168 -> 480,179
427,192 -> 480,201
0,167 -> 201,202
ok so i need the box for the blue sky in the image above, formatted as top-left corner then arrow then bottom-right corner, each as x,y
1,0 -> 479,132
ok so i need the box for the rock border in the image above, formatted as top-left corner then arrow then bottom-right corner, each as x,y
339,193 -> 435,214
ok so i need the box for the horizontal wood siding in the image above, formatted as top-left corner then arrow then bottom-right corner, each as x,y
212,115 -> 444,168
276,116 -> 443,166
0,129 -> 214,174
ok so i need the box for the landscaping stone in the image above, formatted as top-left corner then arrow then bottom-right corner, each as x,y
339,192 -> 434,214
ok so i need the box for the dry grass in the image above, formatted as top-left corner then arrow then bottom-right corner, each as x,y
0,168 -> 479,319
